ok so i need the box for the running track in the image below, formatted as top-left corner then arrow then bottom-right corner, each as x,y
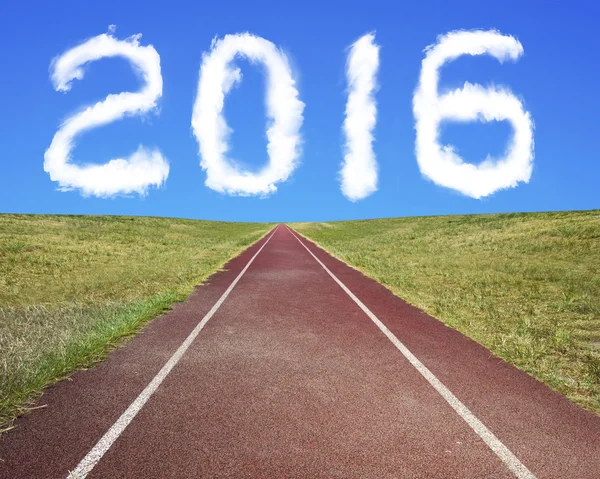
1,225 -> 599,478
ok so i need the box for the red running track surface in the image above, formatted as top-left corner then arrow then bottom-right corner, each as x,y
0,225 -> 599,478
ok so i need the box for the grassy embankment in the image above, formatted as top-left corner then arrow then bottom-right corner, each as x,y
293,211 -> 600,414
0,215 -> 273,431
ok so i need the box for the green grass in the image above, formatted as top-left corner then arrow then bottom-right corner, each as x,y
0,214 -> 273,431
292,211 -> 600,414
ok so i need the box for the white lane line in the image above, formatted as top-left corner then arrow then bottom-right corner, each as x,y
67,226 -> 279,479
286,226 -> 536,479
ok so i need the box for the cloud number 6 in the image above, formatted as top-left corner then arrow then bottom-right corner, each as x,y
413,30 -> 534,199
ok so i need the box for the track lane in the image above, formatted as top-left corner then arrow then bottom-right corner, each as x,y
287,226 -> 535,479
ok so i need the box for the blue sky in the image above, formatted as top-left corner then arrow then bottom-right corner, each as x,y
0,0 -> 598,222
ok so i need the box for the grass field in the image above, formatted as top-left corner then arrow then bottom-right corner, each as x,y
293,210 -> 600,414
0,214 -> 273,431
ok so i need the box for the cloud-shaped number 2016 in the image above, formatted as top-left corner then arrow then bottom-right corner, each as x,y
46,29 -> 534,200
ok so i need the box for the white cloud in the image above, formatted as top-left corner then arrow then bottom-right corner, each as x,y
341,32 -> 380,201
413,30 -> 534,199
44,31 -> 169,197
192,33 -> 304,196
